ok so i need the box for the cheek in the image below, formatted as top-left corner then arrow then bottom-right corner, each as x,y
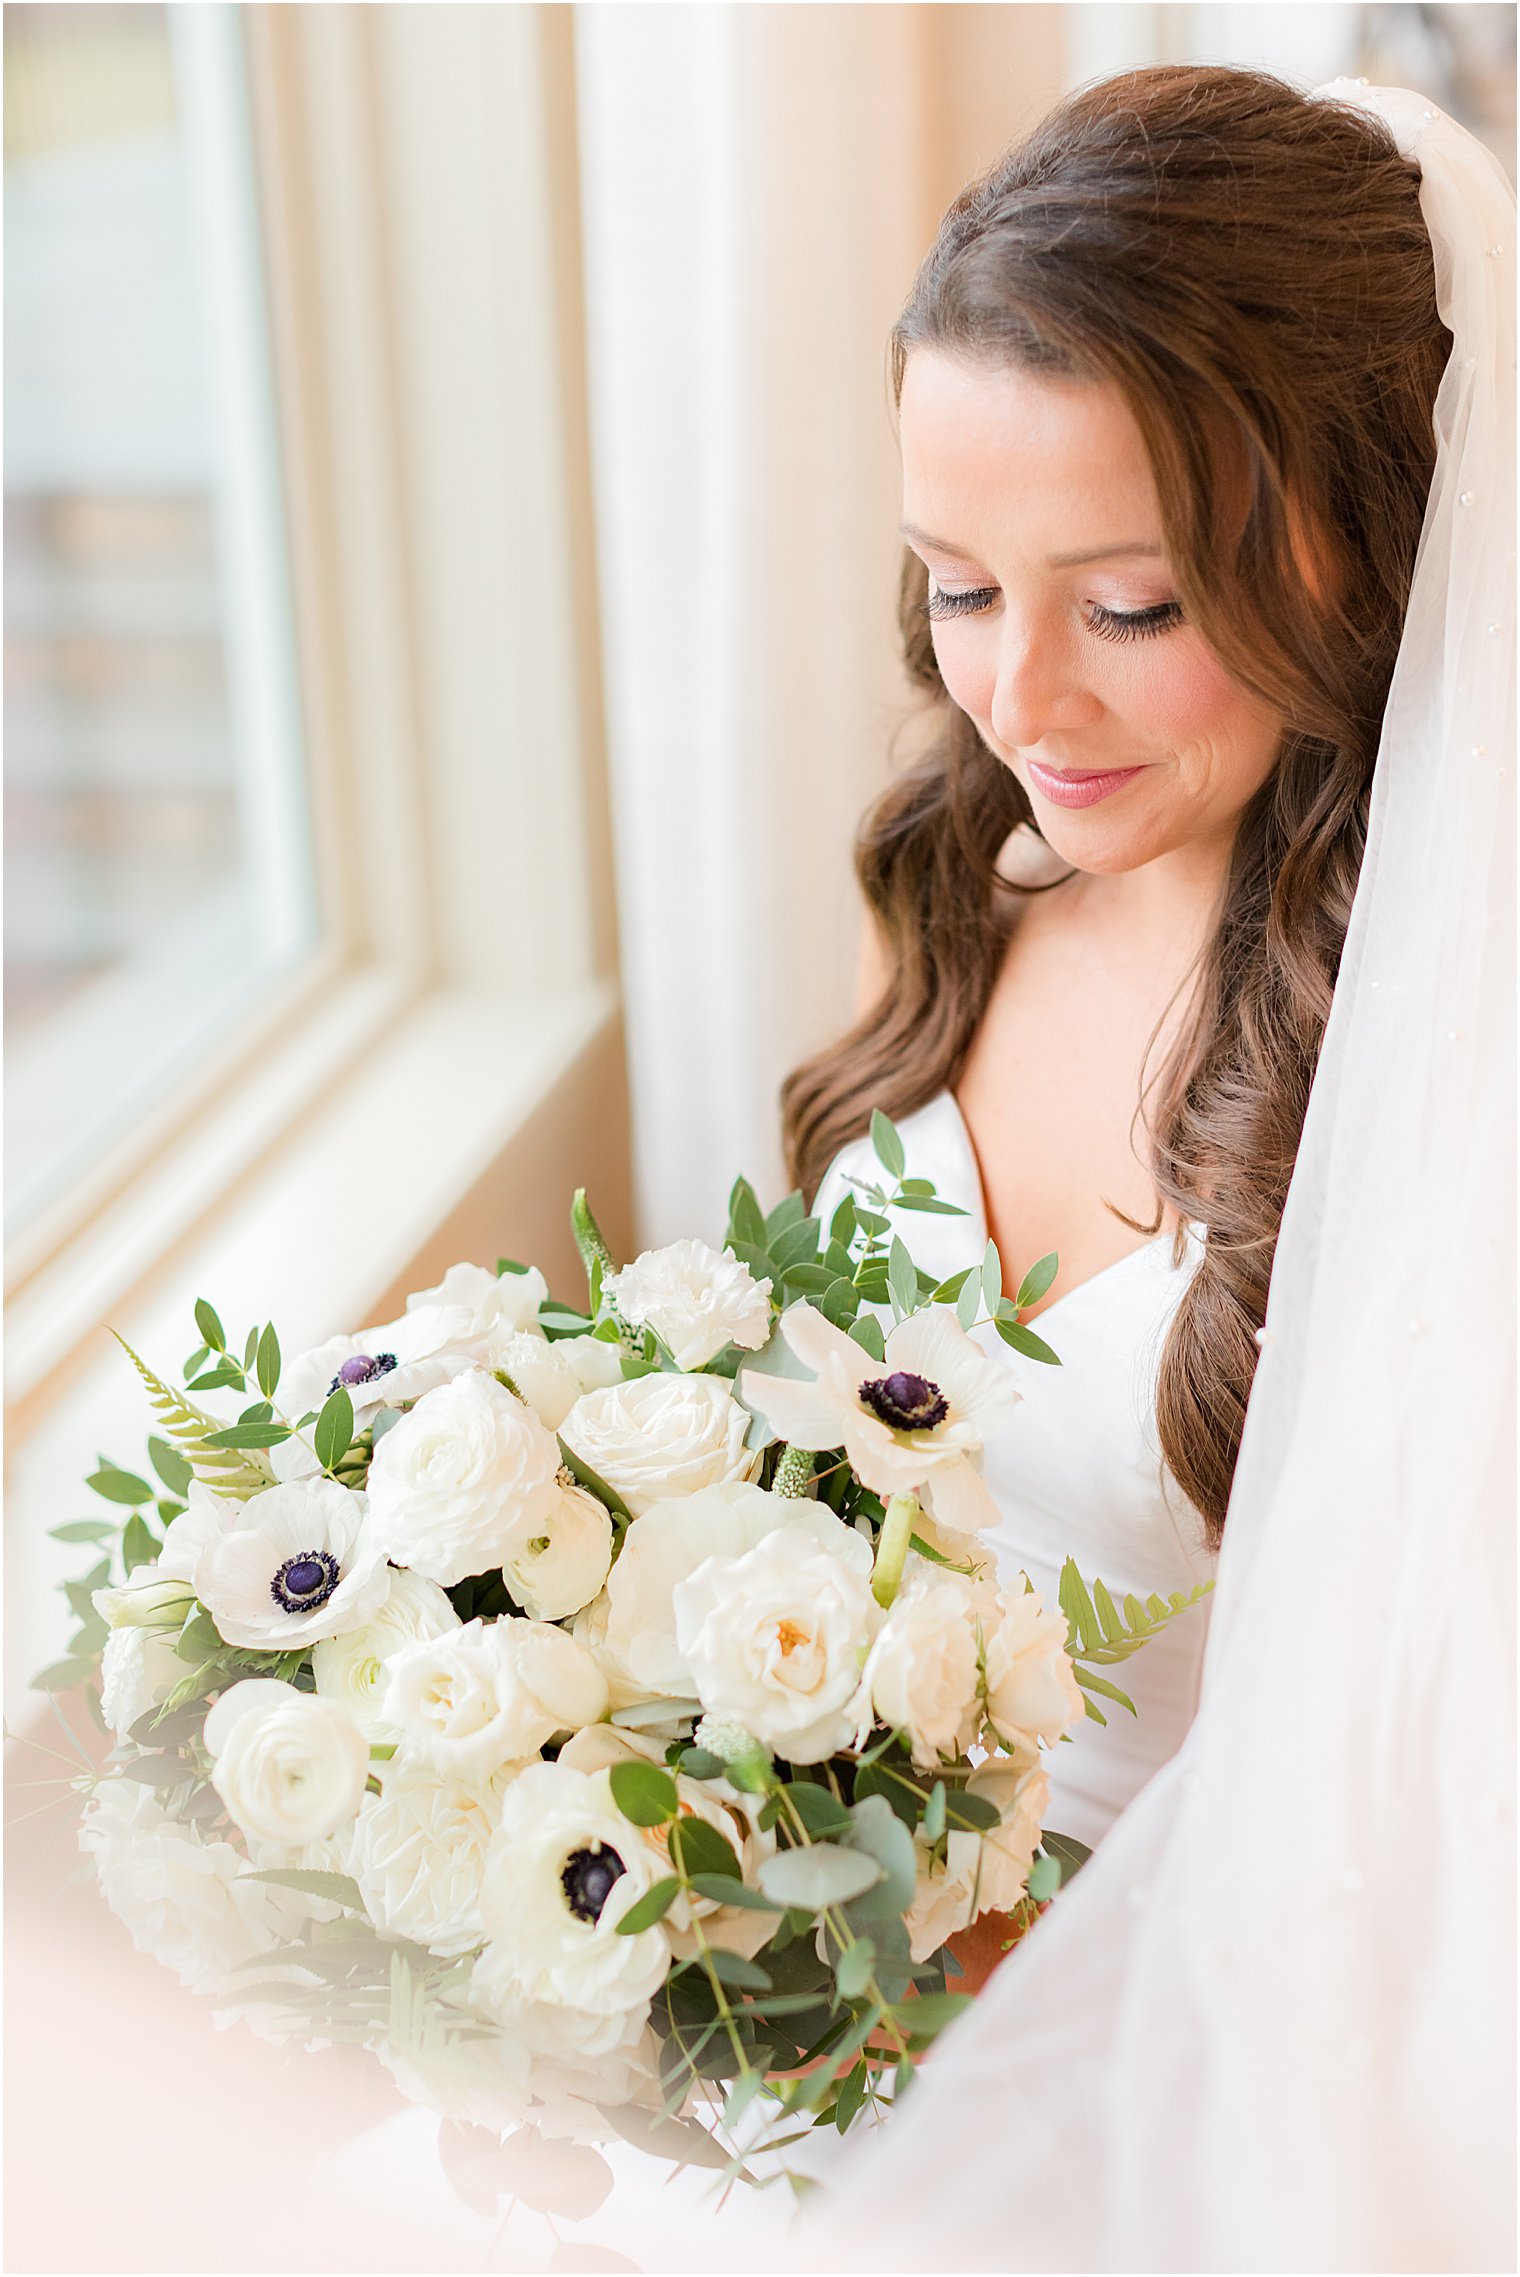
1118,640 -> 1279,785
930,629 -> 994,724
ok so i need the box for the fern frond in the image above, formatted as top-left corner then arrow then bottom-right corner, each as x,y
1059,1557 -> 1213,1670
111,1333 -> 273,1502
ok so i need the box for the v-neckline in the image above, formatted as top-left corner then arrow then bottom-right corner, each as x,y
936,1089 -> 1191,1330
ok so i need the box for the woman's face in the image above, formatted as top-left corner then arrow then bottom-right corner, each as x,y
897,349 -> 1283,878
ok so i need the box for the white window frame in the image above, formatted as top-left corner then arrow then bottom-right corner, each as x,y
6,5 -> 624,1716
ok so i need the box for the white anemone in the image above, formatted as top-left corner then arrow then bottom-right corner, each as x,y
280,1302 -> 477,1425
191,1476 -> 389,1649
739,1301 -> 1019,1533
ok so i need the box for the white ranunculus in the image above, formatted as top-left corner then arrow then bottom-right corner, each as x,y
385,1616 -> 608,1778
483,1330 -> 586,1432
674,1515 -> 880,1764
604,1239 -> 772,1370
91,1568 -> 196,1631
504,1479 -> 613,1622
902,1758 -> 1050,1962
559,1336 -> 630,1396
365,1369 -> 562,1585
311,1564 -> 461,1742
349,1753 -> 522,1955
474,1761 -> 670,2024
863,1560 -> 992,1769
600,1482 -> 825,1700
280,1302 -> 476,1426
559,1372 -> 760,1518
79,1780 -> 289,1992
559,1725 -> 777,1959
407,1260 -> 549,1346
191,1476 -> 388,1650
205,1679 -> 370,1846
738,1300 -> 1021,1534
981,1585 -> 1086,1760
99,1625 -> 185,1741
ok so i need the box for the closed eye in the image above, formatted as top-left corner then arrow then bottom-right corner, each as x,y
918,587 -> 1185,642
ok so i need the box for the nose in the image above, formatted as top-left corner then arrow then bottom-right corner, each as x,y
988,616 -> 1104,749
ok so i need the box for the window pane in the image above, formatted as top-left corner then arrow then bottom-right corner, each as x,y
4,2 -> 315,1242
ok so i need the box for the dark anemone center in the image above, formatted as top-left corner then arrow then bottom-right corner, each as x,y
561,1843 -> 626,1925
330,1351 -> 398,1393
271,1548 -> 341,1613
859,1370 -> 949,1432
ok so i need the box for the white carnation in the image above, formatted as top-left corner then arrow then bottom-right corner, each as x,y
600,1482 -> 821,1699
559,1372 -> 760,1518
205,1679 -> 370,1847
674,1515 -> 880,1764
384,1616 -> 608,1778
982,1584 -> 1085,1760
311,1564 -> 461,1742
863,1560 -> 992,1769
365,1369 -> 562,1585
407,1260 -> 549,1345
99,1625 -> 185,1741
79,1780 -> 287,1992
504,1478 -> 613,1622
474,1761 -> 670,2025
349,1754 -> 521,1955
604,1239 -> 772,1370
191,1476 -> 388,1650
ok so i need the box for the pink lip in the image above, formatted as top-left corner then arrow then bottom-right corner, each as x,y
1025,757 -> 1147,810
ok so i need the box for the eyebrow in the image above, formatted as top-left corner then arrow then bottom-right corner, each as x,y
898,523 -> 1165,570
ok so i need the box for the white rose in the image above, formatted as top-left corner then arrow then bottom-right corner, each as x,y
559,1725 -> 777,1959
78,1780 -> 288,1992
205,1679 -> 370,1847
91,1569 -> 196,1631
902,1758 -> 1049,1962
559,1336 -> 630,1396
600,1482 -> 824,1699
311,1565 -> 461,1742
982,1585 -> 1086,1759
474,1761 -> 670,2022
191,1476 -> 389,1650
863,1561 -> 991,1769
504,1480 -> 613,1622
559,1373 -> 760,1518
384,1616 -> 608,1778
99,1625 -> 185,1741
349,1754 -> 521,1955
407,1260 -> 549,1345
604,1238 -> 772,1370
365,1370 -> 562,1585
674,1515 -> 880,1764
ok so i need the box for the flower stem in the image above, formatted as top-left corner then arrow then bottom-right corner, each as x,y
871,1492 -> 919,1609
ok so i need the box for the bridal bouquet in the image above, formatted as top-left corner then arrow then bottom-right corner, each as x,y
48,1111 -> 1208,2178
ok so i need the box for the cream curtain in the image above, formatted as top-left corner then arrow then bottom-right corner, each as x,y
574,3 -> 1064,1246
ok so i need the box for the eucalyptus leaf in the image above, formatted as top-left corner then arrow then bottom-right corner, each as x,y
194,1298 -> 226,1352
1014,1251 -> 1060,1309
994,1317 -> 1063,1366
147,1436 -> 194,1496
256,1323 -> 282,1398
120,1513 -> 160,1574
870,1109 -> 906,1180
608,1760 -> 679,1828
845,1793 -> 918,1912
86,1465 -> 153,1507
847,1314 -> 886,1363
834,1939 -> 877,2001
314,1387 -> 355,1472
887,1236 -> 917,1319
956,1272 -> 981,1332
555,1437 -> 633,1522
669,1817 -> 740,1882
48,1520 -> 117,1544
612,1876 -> 681,1934
758,1843 -> 883,1912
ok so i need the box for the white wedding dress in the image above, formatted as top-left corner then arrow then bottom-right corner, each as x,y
812,1091 -> 1216,1850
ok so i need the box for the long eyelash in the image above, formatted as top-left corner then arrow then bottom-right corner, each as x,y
918,591 -> 1186,639
1086,600 -> 1185,642
918,587 -> 997,621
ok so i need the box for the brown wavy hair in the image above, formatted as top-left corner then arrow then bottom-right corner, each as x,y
781,66 -> 1449,1541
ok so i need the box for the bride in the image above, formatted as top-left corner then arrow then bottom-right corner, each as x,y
785,65 -> 1514,2272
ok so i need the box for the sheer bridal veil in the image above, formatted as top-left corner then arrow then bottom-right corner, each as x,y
809,83 -> 1516,2275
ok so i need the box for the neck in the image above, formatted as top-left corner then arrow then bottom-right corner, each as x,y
1068,830 -> 1234,965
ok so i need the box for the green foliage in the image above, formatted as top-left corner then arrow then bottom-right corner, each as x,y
255,1324 -> 282,1399
668,1816 -> 740,1882
147,1436 -> 194,1496
1059,1559 -> 1213,1724
86,1460 -> 153,1506
313,1387 -> 355,1472
994,1315 -> 1062,1366
608,1760 -> 679,1828
120,1513 -> 160,1573
870,1108 -> 906,1180
612,1876 -> 681,1934
111,1335 -> 272,1501
1015,1252 -> 1060,1309
758,1843 -> 883,1911
555,1435 -> 633,1523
